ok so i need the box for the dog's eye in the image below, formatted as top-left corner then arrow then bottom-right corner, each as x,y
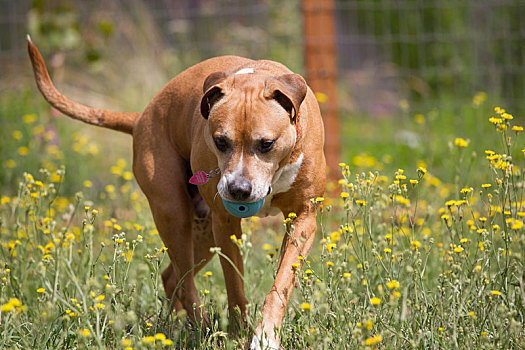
259,139 -> 276,153
213,137 -> 229,152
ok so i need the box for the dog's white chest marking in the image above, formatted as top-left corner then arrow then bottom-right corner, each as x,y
235,68 -> 254,75
256,153 -> 304,217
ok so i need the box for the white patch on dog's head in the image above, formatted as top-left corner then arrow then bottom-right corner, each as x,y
235,68 -> 254,75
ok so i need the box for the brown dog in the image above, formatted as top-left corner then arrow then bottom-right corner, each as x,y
27,36 -> 325,349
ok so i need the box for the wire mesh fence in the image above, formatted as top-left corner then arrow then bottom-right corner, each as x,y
1,0 -> 524,115
336,0 -> 525,116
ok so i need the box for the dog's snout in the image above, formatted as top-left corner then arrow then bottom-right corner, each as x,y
228,178 -> 252,201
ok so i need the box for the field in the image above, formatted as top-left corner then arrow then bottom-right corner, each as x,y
1,90 -> 524,349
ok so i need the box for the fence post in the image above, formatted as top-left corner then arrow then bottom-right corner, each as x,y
303,0 -> 341,181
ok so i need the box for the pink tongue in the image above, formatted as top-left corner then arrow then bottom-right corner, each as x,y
189,171 -> 208,185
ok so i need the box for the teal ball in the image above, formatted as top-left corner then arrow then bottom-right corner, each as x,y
222,198 -> 265,218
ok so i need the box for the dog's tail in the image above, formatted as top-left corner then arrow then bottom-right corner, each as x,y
27,35 -> 139,135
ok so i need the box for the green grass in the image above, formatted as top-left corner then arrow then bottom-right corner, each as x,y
1,91 -> 524,348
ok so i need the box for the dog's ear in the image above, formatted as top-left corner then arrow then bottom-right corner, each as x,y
201,72 -> 228,119
264,74 -> 307,123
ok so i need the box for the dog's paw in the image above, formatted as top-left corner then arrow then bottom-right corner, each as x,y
250,335 -> 279,350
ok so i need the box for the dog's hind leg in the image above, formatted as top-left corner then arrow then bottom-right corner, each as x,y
161,213 -> 215,312
133,128 -> 211,324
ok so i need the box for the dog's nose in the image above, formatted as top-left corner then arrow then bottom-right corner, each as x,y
228,178 -> 252,201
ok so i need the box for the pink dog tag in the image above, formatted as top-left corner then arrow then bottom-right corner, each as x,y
189,171 -> 208,185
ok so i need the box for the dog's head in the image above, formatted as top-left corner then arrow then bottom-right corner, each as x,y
200,69 -> 307,203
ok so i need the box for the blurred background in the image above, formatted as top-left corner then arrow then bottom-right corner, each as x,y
1,0 -> 525,195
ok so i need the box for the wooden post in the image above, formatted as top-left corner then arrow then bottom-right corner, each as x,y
303,0 -> 340,181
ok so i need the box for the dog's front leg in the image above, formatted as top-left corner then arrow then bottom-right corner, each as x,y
212,214 -> 249,329
253,208 -> 317,349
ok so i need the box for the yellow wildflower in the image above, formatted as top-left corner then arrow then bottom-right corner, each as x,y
142,336 -> 155,344
23,113 -> 37,123
489,117 -> 502,125
472,92 -> 486,106
411,240 -> 421,248
364,335 -> 383,346
414,114 -> 425,124
79,329 -> 91,337
315,92 -> 328,103
460,187 -> 472,194
386,280 -> 400,289
370,297 -> 381,305
18,146 -> 29,156
455,138 -> 469,147
1,303 -> 15,313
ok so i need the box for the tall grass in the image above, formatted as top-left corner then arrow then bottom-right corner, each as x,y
1,102 -> 524,348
